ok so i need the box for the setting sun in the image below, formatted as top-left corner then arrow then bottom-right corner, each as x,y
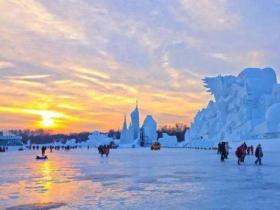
42,116 -> 54,128
36,110 -> 64,129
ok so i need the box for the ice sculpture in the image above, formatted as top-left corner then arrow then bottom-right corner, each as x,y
120,103 -> 158,146
141,115 -> 157,145
120,103 -> 140,145
185,67 -> 280,147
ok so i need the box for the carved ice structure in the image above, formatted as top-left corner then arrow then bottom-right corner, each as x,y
87,131 -> 112,147
185,67 -> 280,147
120,103 -> 158,147
120,104 -> 140,146
158,133 -> 178,147
141,115 -> 157,146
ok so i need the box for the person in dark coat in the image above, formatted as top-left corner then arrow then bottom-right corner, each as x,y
41,146 -> 46,156
241,144 -> 247,162
255,144 -> 263,165
220,142 -> 227,161
98,145 -> 104,157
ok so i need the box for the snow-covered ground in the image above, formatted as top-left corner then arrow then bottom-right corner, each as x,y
1,147 -> 280,210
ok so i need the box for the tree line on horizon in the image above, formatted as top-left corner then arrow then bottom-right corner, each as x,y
4,123 -> 189,144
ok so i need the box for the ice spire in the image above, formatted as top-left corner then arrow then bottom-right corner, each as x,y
120,114 -> 128,144
122,114 -> 127,131
130,100 -> 140,140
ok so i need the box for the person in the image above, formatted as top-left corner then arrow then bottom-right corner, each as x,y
236,145 -> 246,165
41,146 -> 46,156
255,144 -> 263,165
241,144 -> 247,162
98,145 -> 104,157
220,142 -> 227,161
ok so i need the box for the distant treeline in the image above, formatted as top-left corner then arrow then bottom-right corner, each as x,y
6,124 -> 188,144
157,123 -> 189,142
7,129 -> 90,144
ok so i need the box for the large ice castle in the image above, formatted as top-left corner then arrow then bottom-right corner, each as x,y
185,67 -> 280,147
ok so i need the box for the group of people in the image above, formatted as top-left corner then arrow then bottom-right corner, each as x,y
217,142 -> 264,165
235,143 -> 263,165
37,144 -> 111,159
98,145 -> 110,157
231,143 -> 263,165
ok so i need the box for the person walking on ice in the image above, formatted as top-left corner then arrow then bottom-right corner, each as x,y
255,144 -> 263,165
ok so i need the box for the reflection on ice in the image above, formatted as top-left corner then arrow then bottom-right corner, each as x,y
6,202 -> 66,210
0,148 -> 280,210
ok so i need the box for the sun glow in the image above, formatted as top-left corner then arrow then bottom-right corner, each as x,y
42,116 -> 55,127
37,110 -> 62,128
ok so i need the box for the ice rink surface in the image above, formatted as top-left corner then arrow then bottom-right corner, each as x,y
1,147 -> 280,210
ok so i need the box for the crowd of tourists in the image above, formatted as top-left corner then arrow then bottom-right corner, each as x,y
218,142 -> 263,165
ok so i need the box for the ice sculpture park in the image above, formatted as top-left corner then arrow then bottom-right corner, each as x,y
185,67 -> 280,148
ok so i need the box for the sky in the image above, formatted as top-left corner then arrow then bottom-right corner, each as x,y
0,0 -> 280,133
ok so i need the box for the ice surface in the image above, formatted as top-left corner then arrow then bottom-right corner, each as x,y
1,147 -> 280,210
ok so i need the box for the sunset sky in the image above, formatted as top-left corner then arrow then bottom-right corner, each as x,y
1,0 -> 280,133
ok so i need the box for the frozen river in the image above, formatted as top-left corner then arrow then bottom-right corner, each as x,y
1,148 -> 280,210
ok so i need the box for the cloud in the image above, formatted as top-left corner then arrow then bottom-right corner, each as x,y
210,53 -> 231,63
0,0 -> 85,40
0,61 -> 15,69
72,66 -> 111,80
178,0 -> 240,30
4,74 -> 50,80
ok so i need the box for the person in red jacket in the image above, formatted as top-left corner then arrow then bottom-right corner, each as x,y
236,145 -> 246,165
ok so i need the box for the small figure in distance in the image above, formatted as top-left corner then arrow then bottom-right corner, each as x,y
41,146 -> 46,157
255,144 -> 263,165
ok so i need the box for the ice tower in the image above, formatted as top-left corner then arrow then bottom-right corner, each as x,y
130,101 -> 140,140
